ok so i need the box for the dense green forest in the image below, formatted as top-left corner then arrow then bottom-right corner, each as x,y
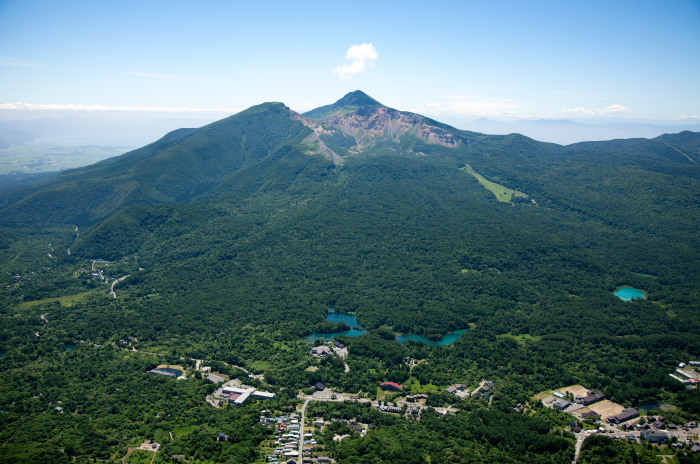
1,92 -> 699,462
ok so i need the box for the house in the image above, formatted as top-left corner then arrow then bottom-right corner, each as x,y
217,432 -> 227,442
380,382 -> 403,391
575,391 -> 605,406
317,457 -> 331,463
676,368 -> 699,379
482,381 -> 496,391
641,431 -> 669,443
581,410 -> 600,420
446,384 -> 467,394
333,340 -> 346,349
552,399 -> 571,410
314,382 -> 326,391
219,385 -> 275,405
312,346 -> 333,357
378,405 -> 402,413
691,443 -> 700,453
608,408 -> 639,424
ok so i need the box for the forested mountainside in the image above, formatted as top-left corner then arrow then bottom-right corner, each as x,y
1,91 -> 699,464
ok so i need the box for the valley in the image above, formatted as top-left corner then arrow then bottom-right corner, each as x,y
0,91 -> 699,464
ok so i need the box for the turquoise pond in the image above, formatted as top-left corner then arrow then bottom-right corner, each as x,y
614,286 -> 647,302
65,344 -> 76,352
305,311 -> 467,345
304,312 -> 368,341
396,329 -> 469,346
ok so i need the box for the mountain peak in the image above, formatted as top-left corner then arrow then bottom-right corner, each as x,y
303,90 -> 385,120
334,90 -> 384,109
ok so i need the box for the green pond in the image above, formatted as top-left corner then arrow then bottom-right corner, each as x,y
305,310 -> 468,345
614,286 -> 647,302
638,401 -> 675,412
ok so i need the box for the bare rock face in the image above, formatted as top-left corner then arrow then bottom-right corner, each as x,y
324,106 -> 460,151
294,95 -> 461,165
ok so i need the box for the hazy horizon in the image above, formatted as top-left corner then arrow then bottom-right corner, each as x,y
2,0 -> 699,133
2,102 -> 698,150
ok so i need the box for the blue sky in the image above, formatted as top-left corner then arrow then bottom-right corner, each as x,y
1,0 -> 699,128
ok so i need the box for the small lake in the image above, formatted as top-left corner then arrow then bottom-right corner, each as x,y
614,286 -> 647,302
638,401 -> 675,412
305,310 -> 468,345
396,329 -> 468,346
304,312 -> 368,341
156,367 -> 183,377
65,344 -> 76,352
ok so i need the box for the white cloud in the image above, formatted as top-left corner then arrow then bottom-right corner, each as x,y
0,56 -> 43,68
563,104 -> 631,116
333,43 -> 378,79
0,102 -> 240,113
677,114 -> 700,120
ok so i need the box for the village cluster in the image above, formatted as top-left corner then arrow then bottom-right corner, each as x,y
143,336 -> 699,458
541,380 -> 700,450
670,361 -> 700,387
257,413 -> 335,463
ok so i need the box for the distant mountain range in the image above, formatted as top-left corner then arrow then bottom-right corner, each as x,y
463,117 -> 700,145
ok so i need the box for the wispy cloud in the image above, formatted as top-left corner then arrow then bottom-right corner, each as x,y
333,43 -> 378,79
127,72 -> 220,85
0,102 -> 241,113
0,56 -> 43,68
677,114 -> 700,120
563,104 -> 631,116
418,95 -> 523,117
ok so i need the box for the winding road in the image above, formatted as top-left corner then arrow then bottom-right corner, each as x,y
110,275 -> 130,298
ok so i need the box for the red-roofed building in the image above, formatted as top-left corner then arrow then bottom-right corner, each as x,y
380,382 -> 403,391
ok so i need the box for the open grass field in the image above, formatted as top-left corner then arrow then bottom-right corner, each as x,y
533,390 -> 554,401
16,291 -> 95,309
404,378 -> 441,394
248,360 -> 273,372
461,164 -> 528,203
173,425 -> 198,438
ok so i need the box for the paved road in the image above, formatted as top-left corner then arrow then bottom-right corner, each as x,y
573,432 -> 586,463
110,275 -> 129,298
299,398 -> 311,458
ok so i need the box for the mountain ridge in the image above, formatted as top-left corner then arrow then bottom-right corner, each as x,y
0,91 -> 699,231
